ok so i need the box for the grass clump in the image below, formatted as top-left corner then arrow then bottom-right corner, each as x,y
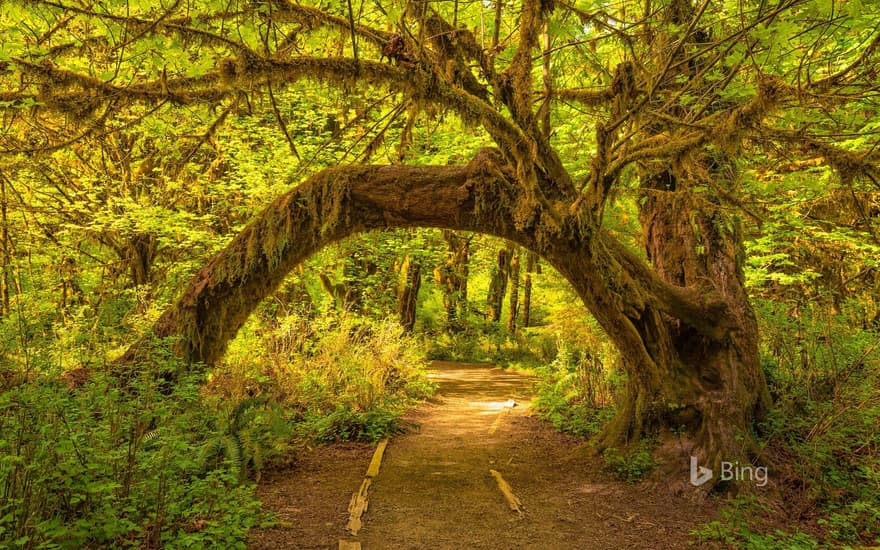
218,311 -> 435,444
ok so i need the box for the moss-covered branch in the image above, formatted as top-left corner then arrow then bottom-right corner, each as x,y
603,233 -> 736,341
554,87 -> 615,106
4,54 -> 533,171
271,0 -> 392,49
761,128 -> 880,185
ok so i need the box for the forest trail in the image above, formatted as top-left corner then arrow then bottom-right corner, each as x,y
249,361 -> 716,549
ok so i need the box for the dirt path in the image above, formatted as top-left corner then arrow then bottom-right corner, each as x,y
249,361 -> 717,549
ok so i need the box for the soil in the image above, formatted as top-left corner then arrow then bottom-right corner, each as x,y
249,361 -> 719,549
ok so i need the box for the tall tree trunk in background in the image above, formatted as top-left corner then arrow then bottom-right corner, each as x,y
127,232 -> 157,312
318,272 -> 348,310
521,252 -> 536,328
453,236 -> 469,319
486,245 -> 510,323
58,256 -> 82,319
397,255 -> 421,332
435,262 -> 458,327
437,230 -> 469,330
507,248 -> 520,332
0,175 -> 9,317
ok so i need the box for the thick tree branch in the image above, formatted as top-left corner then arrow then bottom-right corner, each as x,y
4,56 -> 532,167
604,234 -> 735,341
761,128 -> 880,185
123,151 -> 732,369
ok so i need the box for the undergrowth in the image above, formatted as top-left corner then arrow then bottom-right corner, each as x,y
691,496 -> 821,549
424,319 -> 555,369
0,342 -> 264,548
0,311 -> 433,548
531,338 -> 620,438
220,311 -> 435,443
601,442 -> 657,483
528,311 -> 622,441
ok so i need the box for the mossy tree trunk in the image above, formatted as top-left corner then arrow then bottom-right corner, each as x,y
0,176 -> 9,317
126,233 -> 157,288
582,0 -> 772,481
436,230 -> 470,331
589,169 -> 771,483
486,245 -> 511,323
127,232 -> 158,312
520,252 -> 537,328
507,247 -> 520,332
318,272 -> 347,310
122,149 -> 768,486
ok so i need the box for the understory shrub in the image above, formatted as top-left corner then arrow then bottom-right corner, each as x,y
218,311 -> 435,443
601,443 -> 657,483
0,342 -> 264,548
691,496 -> 821,549
532,328 -> 622,438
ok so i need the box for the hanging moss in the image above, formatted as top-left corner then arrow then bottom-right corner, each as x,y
304,168 -> 353,240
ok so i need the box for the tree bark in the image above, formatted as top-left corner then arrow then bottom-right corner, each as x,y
397,255 -> 421,332
597,170 -> 770,483
486,246 -> 510,323
0,175 -> 9,317
437,230 -> 469,330
507,247 -> 520,333
127,232 -> 157,312
318,272 -> 347,309
127,233 -> 157,288
521,252 -> 536,328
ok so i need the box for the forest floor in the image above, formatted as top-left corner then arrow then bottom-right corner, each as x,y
249,361 -> 719,549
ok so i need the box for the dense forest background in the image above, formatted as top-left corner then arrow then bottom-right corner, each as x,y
0,0 -> 878,547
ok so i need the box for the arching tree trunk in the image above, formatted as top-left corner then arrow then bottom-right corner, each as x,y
122,151 -> 768,488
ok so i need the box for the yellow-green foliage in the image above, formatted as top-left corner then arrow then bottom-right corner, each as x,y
217,311 -> 434,442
